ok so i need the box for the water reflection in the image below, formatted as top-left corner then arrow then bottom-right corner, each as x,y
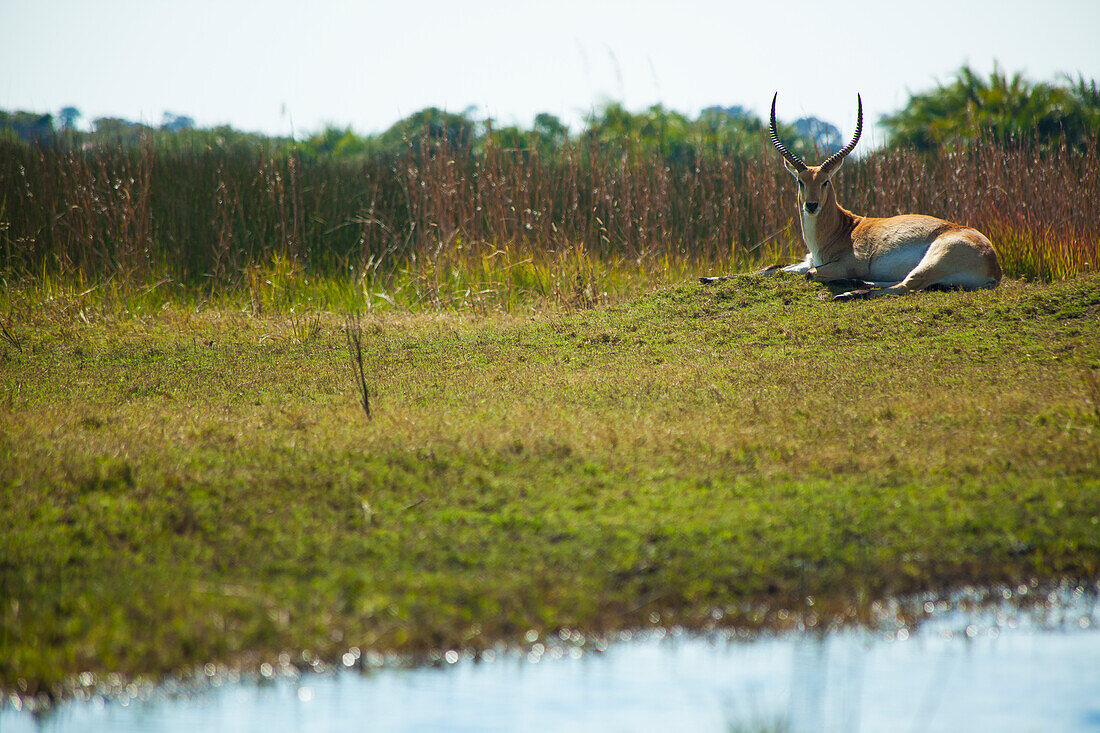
5,588 -> 1100,732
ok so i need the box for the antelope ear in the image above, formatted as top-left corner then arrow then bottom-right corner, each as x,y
782,158 -> 800,178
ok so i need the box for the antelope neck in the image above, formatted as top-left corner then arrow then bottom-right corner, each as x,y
800,200 -> 857,265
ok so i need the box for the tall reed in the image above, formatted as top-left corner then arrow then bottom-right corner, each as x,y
2,134 -> 1097,310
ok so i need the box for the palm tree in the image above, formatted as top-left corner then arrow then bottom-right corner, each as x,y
882,65 -> 1100,150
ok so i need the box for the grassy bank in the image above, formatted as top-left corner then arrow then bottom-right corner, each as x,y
2,273 -> 1099,696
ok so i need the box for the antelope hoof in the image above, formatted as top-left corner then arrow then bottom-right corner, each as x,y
833,289 -> 873,301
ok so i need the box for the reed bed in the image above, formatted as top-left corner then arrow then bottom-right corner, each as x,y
2,135 -> 1097,311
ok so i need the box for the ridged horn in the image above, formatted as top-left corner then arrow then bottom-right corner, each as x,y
820,94 -> 863,173
769,92 -> 807,172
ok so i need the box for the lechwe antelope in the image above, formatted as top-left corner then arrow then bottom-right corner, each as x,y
702,93 -> 1002,300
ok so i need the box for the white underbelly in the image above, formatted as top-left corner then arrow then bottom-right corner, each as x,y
868,245 -> 929,281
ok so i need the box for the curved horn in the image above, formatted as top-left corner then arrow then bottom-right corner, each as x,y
769,93 -> 807,172
820,94 -> 863,173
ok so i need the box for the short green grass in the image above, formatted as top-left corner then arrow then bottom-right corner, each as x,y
2,274 -> 1099,696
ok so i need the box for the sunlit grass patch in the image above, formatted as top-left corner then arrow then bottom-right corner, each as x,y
1,274 -> 1098,697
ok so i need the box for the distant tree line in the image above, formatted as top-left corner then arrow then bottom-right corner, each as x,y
0,102 -> 834,167
2,66 -> 1097,161
265,103 -> 828,164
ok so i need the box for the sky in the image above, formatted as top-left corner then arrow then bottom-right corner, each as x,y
2,0 -> 1099,146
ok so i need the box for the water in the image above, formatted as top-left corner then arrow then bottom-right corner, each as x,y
5,587 -> 1100,732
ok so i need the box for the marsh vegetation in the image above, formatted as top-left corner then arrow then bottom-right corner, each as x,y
2,66 -> 1099,699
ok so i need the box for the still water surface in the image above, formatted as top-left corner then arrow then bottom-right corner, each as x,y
5,588 -> 1099,732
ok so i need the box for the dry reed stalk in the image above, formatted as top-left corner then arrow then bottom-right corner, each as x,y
0,317 -> 20,352
344,315 -> 371,420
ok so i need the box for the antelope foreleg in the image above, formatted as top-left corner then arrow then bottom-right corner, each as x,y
779,256 -> 813,275
699,262 -> 797,284
804,262 -> 854,283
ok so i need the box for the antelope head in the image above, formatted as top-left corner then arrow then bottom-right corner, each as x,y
769,93 -> 862,217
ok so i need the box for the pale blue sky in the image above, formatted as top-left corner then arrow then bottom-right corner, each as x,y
2,0 -> 1098,143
